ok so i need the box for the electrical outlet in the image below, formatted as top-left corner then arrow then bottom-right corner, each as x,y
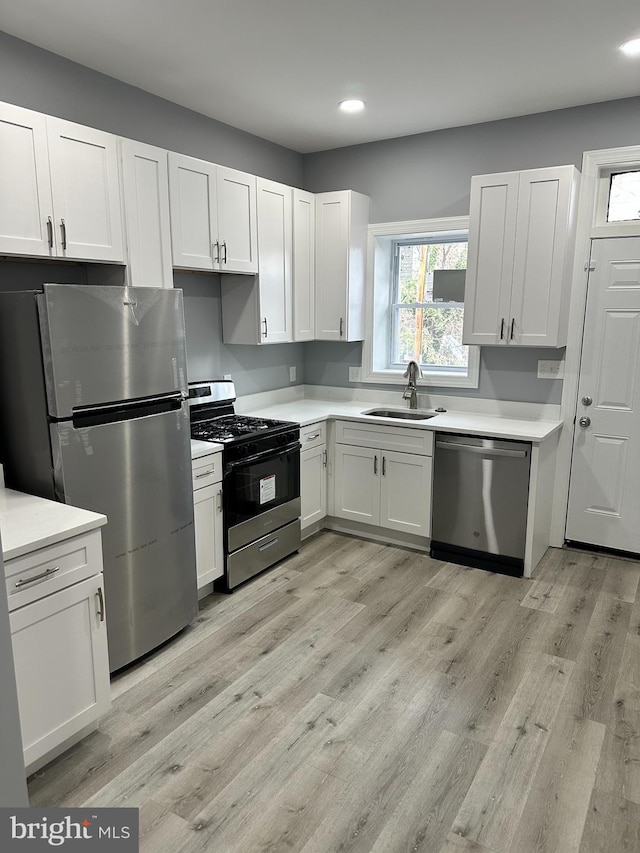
349,366 -> 362,382
223,374 -> 232,381
537,360 -> 565,379
289,366 -> 296,382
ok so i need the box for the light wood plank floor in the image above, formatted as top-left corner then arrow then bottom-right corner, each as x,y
28,532 -> 640,852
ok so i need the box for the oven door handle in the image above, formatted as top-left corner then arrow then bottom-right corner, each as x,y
224,441 -> 301,472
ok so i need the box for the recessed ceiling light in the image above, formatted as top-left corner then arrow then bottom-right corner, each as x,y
338,99 -> 365,113
620,37 -> 640,57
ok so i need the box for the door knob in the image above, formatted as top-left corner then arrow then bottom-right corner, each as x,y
579,416 -> 591,427
581,395 -> 593,406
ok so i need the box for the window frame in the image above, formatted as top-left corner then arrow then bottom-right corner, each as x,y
593,163 -> 640,237
362,217 -> 480,389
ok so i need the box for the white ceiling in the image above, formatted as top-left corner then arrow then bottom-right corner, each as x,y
1,0 -> 639,153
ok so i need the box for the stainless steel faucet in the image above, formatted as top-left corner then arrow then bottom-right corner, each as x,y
402,360 -> 422,409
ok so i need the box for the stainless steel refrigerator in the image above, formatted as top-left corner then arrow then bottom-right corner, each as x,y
0,284 -> 197,672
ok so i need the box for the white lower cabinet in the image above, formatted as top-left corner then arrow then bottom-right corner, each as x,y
10,574 -> 110,772
300,422 -> 327,531
5,528 -> 110,773
333,420 -> 433,537
192,452 -> 224,590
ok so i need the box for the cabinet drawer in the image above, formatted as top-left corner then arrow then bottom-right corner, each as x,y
5,531 -> 103,612
192,451 -> 222,489
300,421 -> 326,450
335,420 -> 434,456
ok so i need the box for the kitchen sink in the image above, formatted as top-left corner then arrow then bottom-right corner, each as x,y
362,408 -> 437,420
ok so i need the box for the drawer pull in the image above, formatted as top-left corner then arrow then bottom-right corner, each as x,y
96,586 -> 105,622
195,470 -> 213,479
259,538 -> 279,552
15,566 -> 60,588
306,432 -> 321,440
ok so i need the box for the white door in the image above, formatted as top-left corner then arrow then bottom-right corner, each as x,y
566,237 -> 640,551
334,444 -> 380,525
257,178 -> 292,343
46,118 -> 124,262
120,140 -> 173,288
380,451 -> 432,536
0,103 -> 54,257
216,166 -> 258,274
168,152 -> 218,270
300,445 -> 327,528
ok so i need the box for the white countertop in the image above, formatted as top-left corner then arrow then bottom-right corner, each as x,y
241,399 -> 562,443
0,488 -> 107,562
191,438 -> 224,459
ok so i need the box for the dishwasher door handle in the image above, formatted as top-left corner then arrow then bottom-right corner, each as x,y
435,440 -> 528,459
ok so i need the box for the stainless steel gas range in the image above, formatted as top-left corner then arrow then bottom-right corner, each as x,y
188,380 -> 301,590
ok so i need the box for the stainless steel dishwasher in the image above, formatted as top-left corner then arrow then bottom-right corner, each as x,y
430,433 -> 531,576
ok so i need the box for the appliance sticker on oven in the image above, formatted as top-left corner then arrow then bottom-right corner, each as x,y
260,474 -> 276,504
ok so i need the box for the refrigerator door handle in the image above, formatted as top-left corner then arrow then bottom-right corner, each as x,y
73,392 -> 184,416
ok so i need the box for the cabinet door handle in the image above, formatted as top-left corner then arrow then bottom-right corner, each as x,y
195,470 -> 212,479
217,489 -> 223,512
262,318 -> 268,338
15,566 -> 59,588
222,241 -> 227,263
213,241 -> 220,263
382,456 -> 386,476
339,317 -> 344,337
46,216 -> 54,249
60,219 -> 67,250
96,586 -> 105,622
306,432 -> 321,441
510,318 -> 515,340
373,455 -> 378,475
499,318 -> 505,340
323,449 -> 327,468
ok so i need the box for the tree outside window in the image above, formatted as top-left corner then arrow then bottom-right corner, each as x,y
391,240 -> 469,371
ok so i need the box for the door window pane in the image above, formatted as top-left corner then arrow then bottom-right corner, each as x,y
608,171 -> 640,222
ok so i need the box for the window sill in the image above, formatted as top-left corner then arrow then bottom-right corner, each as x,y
362,366 -> 479,389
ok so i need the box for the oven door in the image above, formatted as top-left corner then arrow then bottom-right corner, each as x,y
224,441 -> 301,552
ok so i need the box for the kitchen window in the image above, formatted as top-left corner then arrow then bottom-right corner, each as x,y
362,217 -> 480,388
593,165 -> 640,237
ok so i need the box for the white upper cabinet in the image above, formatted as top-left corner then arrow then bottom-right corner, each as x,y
120,139 -> 173,288
168,153 -> 257,274
0,103 -> 53,257
293,189 -> 315,341
220,177 -> 292,344
256,177 -> 292,343
315,190 -> 369,341
463,165 -> 579,347
0,104 -> 124,262
46,118 -> 125,262
217,166 -> 258,274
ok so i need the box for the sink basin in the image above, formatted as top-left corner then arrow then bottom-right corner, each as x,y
363,409 -> 437,420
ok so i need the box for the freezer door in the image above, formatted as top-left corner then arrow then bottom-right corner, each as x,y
39,285 -> 188,419
50,403 -> 197,672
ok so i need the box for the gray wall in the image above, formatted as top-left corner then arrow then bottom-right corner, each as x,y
303,98 -> 640,403
0,31 -> 303,185
304,97 -> 640,222
304,342 -> 563,405
177,274 -> 304,396
0,32 -> 306,396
